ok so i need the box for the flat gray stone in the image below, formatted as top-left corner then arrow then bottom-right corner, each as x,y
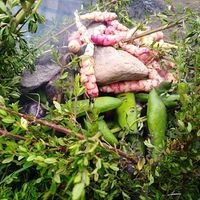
20,63 -> 61,92
94,47 -> 149,86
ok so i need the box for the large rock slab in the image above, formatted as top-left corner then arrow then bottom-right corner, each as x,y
94,47 -> 149,86
20,48 -> 72,92
20,63 -> 61,92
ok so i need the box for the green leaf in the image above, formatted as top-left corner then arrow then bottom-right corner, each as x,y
28,20 -> 38,33
122,191 -> 130,199
0,2 -> 7,13
149,174 -> 154,185
53,101 -> 62,113
144,139 -> 154,148
20,117 -> 28,130
60,72 -> 68,80
18,155 -> 24,161
2,116 -> 15,124
93,189 -> 107,197
0,109 -> 7,116
109,164 -> 119,171
82,169 -> 90,186
27,155 -> 36,161
178,120 -> 185,130
72,183 -> 85,200
197,130 -> 200,137
50,182 -> 57,194
10,91 -> 20,99
0,96 -> 5,105
137,158 -> 145,171
35,156 -> 44,162
53,174 -> 61,184
74,173 -> 81,183
57,138 -> 65,146
44,158 -> 57,164
2,156 -> 14,164
187,122 -> 192,133
18,145 -> 27,152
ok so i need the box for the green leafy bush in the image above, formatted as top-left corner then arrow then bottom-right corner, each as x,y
0,0 -> 199,199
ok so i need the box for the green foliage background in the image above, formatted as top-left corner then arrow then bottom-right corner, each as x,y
0,0 -> 200,199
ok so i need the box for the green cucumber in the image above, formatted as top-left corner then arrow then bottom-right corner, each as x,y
147,89 -> 167,160
116,93 -> 137,132
98,119 -> 119,146
136,93 -> 180,108
75,96 -> 122,117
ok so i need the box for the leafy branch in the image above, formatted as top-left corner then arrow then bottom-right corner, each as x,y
0,105 -> 139,163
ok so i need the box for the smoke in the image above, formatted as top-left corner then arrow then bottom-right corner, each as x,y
38,0 -> 97,25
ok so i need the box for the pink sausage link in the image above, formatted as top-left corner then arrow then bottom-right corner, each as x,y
107,20 -> 129,31
80,11 -> 117,22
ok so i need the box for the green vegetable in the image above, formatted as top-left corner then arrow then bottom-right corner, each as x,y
147,89 -> 167,160
98,119 -> 119,146
75,96 -> 122,117
136,93 -> 180,108
163,95 -> 180,107
116,93 -> 137,132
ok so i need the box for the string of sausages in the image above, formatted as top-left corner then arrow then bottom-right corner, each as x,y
69,11 -> 177,97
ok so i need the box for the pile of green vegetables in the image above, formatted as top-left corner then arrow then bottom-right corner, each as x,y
0,0 -> 200,199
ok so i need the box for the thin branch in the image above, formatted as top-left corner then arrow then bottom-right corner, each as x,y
167,193 -> 181,196
0,106 -> 84,140
0,130 -> 26,141
0,106 -> 139,163
36,22 -> 75,49
33,0 -> 43,13
101,142 -> 138,163
130,18 -> 184,42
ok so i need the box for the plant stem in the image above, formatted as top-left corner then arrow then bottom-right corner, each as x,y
0,0 -> 35,48
101,142 -> 138,163
0,106 -> 84,140
111,127 -> 121,134
0,129 -> 26,140
33,0 -> 43,13
36,22 -> 76,49
130,18 -> 184,42
16,0 -> 43,33
14,0 -> 35,26
0,106 -> 139,163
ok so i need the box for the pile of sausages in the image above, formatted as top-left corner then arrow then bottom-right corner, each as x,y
68,11 -> 177,97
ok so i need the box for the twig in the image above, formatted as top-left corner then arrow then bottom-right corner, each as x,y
101,142 -> 138,163
0,106 -> 139,163
130,18 -> 184,41
167,193 -> 181,196
0,130 -> 26,141
0,106 -> 84,140
36,21 -> 76,49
